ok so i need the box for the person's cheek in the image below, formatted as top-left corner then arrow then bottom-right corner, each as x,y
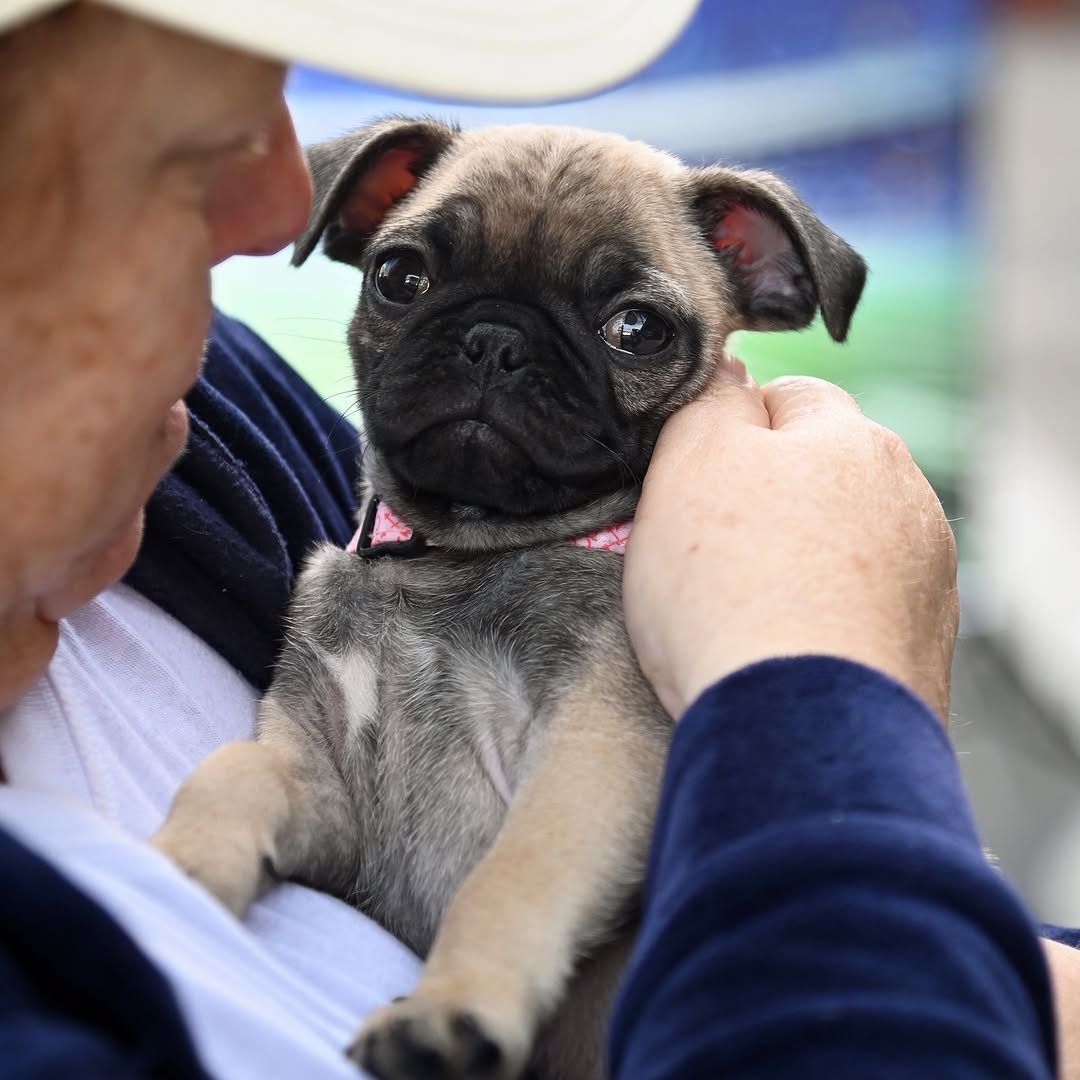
0,605 -> 60,713
36,512 -> 145,623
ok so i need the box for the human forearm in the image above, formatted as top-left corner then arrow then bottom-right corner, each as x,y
610,659 -> 1057,1079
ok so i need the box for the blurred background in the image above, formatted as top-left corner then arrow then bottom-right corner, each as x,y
211,0 -> 1080,924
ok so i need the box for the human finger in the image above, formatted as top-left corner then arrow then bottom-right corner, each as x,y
665,360 -> 770,444
762,375 -> 864,431
706,352 -> 758,390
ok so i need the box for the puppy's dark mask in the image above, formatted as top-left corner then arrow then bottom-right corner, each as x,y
293,118 -> 867,551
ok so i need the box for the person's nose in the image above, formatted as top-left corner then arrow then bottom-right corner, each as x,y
208,96 -> 312,264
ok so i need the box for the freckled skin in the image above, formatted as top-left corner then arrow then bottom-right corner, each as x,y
0,7 -> 308,710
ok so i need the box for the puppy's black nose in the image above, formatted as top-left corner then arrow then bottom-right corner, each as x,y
463,322 -> 527,372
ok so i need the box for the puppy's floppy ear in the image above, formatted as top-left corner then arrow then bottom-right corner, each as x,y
292,117 -> 460,268
690,167 -> 867,343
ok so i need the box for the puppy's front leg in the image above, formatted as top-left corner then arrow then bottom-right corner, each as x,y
152,696 -> 356,918
353,645 -> 670,1080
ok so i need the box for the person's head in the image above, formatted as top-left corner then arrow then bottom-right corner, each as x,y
0,0 -> 699,710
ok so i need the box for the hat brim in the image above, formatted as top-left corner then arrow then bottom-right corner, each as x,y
6,0 -> 700,104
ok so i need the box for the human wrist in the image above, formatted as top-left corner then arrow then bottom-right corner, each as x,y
667,629 -> 948,724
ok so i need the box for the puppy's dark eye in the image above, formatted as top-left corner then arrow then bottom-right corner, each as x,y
374,253 -> 431,305
599,309 -> 673,357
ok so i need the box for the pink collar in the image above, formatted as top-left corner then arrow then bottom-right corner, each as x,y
348,499 -> 632,556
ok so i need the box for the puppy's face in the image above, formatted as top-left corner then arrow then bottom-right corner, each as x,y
295,120 -> 866,548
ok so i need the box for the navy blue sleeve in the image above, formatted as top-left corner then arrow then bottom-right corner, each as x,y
1042,923 -> 1080,950
609,657 -> 1058,1079
0,829 -> 210,1079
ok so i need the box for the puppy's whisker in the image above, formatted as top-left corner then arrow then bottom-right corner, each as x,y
584,434 -> 640,486
318,399 -> 365,461
319,438 -> 364,464
352,437 -> 377,482
272,316 -> 350,326
321,389 -> 366,402
268,332 -> 350,346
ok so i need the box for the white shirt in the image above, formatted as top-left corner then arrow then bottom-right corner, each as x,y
0,584 -> 420,1079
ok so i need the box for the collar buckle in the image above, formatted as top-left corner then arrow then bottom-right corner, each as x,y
353,497 -> 430,560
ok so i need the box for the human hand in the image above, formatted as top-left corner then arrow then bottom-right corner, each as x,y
624,362 -> 958,721
1043,938 -> 1080,1080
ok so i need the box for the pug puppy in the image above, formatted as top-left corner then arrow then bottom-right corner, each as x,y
153,118 -> 866,1080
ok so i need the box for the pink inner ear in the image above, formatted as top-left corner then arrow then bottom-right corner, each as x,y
340,146 -> 424,234
710,205 -> 793,268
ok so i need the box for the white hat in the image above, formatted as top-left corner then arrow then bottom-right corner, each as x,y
0,0 -> 700,103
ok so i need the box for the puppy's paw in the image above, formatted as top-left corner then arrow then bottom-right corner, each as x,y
151,821 -> 269,919
349,997 -> 524,1080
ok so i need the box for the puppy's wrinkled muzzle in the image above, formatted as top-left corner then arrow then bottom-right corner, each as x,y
364,298 -> 633,514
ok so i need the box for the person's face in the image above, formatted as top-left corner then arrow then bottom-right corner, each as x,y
0,7 -> 312,709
